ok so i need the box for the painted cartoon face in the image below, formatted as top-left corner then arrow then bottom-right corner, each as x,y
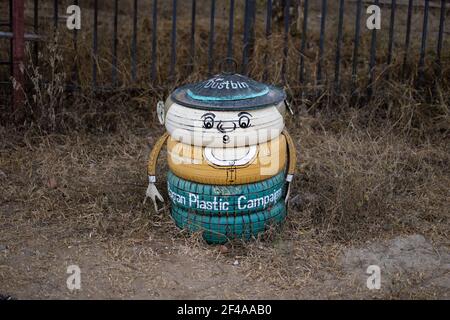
201,111 -> 252,144
165,103 -> 285,148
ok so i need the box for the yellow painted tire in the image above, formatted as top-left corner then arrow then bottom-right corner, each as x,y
167,135 -> 287,185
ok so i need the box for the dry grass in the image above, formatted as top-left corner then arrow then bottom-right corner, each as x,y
0,85 -> 448,298
0,0 -> 449,299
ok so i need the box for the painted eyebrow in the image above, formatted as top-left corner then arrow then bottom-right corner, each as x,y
201,113 -> 216,118
238,112 -> 252,117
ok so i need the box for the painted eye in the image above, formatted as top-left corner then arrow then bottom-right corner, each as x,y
238,115 -> 251,128
203,116 -> 214,129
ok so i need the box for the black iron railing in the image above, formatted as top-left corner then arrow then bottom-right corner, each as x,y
0,0 -> 448,108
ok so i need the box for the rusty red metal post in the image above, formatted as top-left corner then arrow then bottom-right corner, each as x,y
12,0 -> 25,110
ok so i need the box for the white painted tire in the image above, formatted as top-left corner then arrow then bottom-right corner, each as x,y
164,102 -> 285,148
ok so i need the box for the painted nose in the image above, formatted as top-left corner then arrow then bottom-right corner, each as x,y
217,121 -> 236,133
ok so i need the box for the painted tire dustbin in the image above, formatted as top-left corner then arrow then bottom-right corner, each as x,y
145,72 -> 297,244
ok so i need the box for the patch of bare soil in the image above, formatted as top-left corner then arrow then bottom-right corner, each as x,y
341,234 -> 449,298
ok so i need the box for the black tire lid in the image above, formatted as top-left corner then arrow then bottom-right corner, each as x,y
170,73 -> 286,111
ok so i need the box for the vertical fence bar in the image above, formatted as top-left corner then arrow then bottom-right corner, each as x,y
334,0 -> 344,94
387,0 -> 396,66
72,0 -> 79,86
132,0 -> 138,83
33,0 -> 39,65
242,0 -> 250,75
112,0 -> 119,87
263,0 -> 272,81
208,0 -> 216,75
299,0 -> 308,85
189,0 -> 196,72
316,0 -> 327,89
170,0 -> 177,81
53,0 -> 58,29
242,0 -> 256,75
242,0 -> 249,74
418,0 -> 429,83
12,0 -> 25,110
249,0 -> 256,62
9,0 -> 13,81
151,0 -> 158,81
368,0 -> 379,98
351,0 -> 362,95
92,0 -> 98,90
227,0 -> 235,61
436,0 -> 446,74
281,0 -> 290,85
402,0 -> 413,78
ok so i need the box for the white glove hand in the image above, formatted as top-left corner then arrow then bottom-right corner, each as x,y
144,179 -> 164,212
285,182 -> 292,204
285,174 -> 294,204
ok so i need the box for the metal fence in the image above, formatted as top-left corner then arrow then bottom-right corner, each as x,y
0,0 -> 448,109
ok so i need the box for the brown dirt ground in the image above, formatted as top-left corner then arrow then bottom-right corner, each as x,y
0,92 -> 448,299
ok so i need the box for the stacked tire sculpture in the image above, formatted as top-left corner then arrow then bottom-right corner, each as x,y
146,73 -> 297,244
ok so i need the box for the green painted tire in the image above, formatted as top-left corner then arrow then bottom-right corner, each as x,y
171,200 -> 287,244
167,170 -> 286,215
